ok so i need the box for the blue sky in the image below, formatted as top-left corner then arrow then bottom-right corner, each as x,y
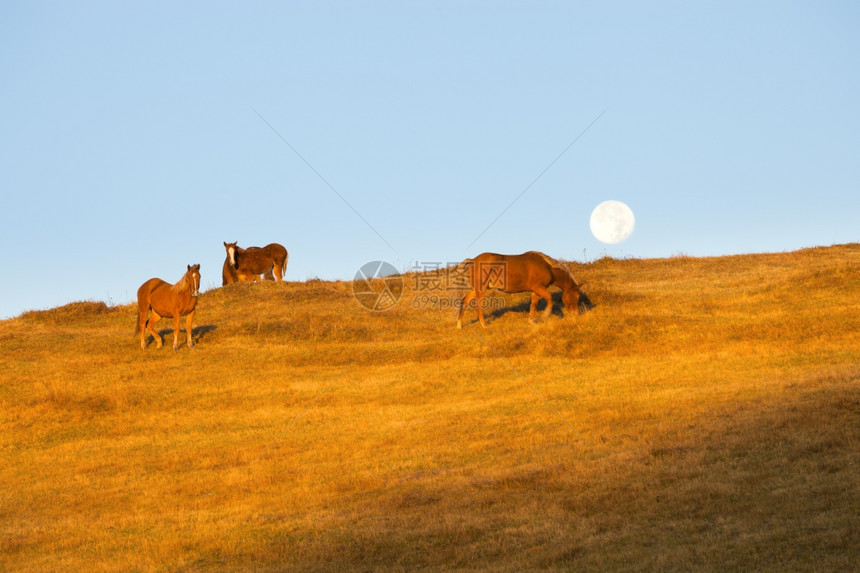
1,1 -> 858,319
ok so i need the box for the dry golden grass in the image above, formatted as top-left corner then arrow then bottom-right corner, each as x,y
2,244 -> 859,571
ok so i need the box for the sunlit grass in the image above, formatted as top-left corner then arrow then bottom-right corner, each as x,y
2,244 -> 859,570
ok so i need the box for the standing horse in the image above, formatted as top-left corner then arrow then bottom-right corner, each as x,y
456,251 -> 584,328
137,264 -> 201,350
222,241 -> 288,285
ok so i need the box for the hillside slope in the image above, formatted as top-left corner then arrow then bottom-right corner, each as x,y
2,244 -> 859,571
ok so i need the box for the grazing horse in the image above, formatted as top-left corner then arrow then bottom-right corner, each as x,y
137,264 -> 201,350
456,251 -> 584,328
222,241 -> 288,285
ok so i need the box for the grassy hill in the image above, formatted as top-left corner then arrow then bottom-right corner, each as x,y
2,244 -> 859,571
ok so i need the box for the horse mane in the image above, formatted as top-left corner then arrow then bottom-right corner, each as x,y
527,250 -> 559,267
531,252 -> 582,289
171,273 -> 191,294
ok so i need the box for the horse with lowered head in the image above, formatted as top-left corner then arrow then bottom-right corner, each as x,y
137,264 -> 201,350
456,251 -> 588,328
222,241 -> 288,285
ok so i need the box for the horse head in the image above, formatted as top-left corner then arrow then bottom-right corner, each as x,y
563,269 -> 594,315
187,264 -> 201,297
556,262 -> 591,315
561,283 -> 581,314
223,241 -> 239,269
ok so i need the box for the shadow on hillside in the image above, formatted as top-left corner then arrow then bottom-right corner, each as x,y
193,325 -> 218,341
237,368 -> 858,571
154,325 -> 217,344
478,291 -> 595,325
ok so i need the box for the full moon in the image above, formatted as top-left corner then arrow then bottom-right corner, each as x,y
590,200 -> 635,244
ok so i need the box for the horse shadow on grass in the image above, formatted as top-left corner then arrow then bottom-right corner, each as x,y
474,291 -> 596,325
154,324 -> 218,345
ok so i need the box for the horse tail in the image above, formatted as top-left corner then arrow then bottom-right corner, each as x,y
134,283 -> 151,336
134,302 -> 144,335
281,251 -> 289,278
454,258 -> 475,290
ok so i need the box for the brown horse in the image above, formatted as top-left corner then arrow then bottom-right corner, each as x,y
222,241 -> 288,285
456,251 -> 584,328
137,264 -> 201,350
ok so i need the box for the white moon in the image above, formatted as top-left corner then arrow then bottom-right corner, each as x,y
590,200 -> 635,244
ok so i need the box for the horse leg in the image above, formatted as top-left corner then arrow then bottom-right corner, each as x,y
147,312 -> 164,348
139,308 -> 149,349
271,262 -> 282,281
475,291 -> 488,328
185,310 -> 196,349
529,292 -> 541,323
533,285 -> 554,319
456,291 -> 477,328
172,315 -> 182,351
